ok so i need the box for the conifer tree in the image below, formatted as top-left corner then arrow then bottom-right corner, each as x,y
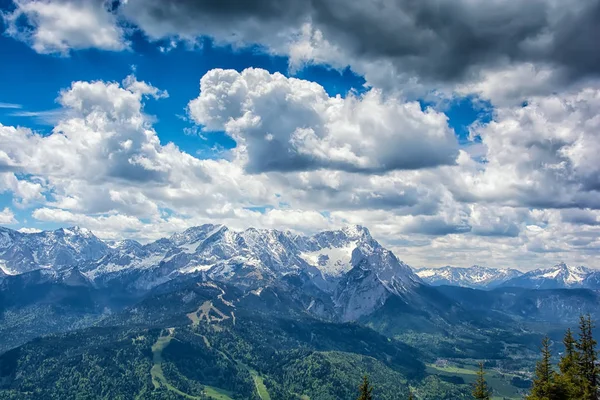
577,315 -> 599,400
527,336 -> 556,400
559,328 -> 579,375
357,375 -> 373,400
472,362 -> 491,399
555,328 -> 583,398
408,391 -> 414,400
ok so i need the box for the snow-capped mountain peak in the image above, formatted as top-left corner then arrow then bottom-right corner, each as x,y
169,224 -> 226,246
341,224 -> 371,240
59,226 -> 93,237
502,262 -> 599,289
415,265 -> 522,289
0,226 -> 110,274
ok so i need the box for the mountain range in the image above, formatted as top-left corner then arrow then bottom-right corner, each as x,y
0,226 -> 108,275
415,265 -> 522,288
1,224 -> 599,345
417,262 -> 600,290
2,225 -> 599,311
1,224 -> 426,327
2,224 -> 600,399
502,262 -> 600,289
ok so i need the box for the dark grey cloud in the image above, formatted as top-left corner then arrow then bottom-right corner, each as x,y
309,187 -> 439,214
128,0 -> 306,24
120,0 -> 600,85
561,209 -> 600,226
311,0 -> 547,80
242,136 -> 458,174
0,165 -> 19,173
526,242 -> 566,253
471,223 -> 520,238
402,217 -> 471,236
118,0 -> 309,44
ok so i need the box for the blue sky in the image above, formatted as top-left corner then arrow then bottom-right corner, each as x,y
0,0 -> 599,270
0,25 -> 487,222
0,32 -> 365,206
0,26 -> 483,154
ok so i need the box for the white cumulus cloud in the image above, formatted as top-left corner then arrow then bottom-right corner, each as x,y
3,0 -> 128,54
0,208 -> 17,224
1,71 -> 599,269
456,86 -> 600,210
189,68 -> 459,173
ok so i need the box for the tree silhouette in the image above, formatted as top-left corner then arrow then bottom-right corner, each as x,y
555,328 -> 583,398
527,336 -> 556,400
577,315 -> 599,400
472,362 -> 491,399
357,375 -> 373,400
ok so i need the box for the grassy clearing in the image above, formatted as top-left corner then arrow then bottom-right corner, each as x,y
150,330 -> 199,399
187,310 -> 201,326
150,329 -> 233,400
426,363 -> 524,400
249,369 -> 271,400
427,364 -> 478,375
151,329 -> 175,389
203,386 -> 235,400
187,301 -> 230,327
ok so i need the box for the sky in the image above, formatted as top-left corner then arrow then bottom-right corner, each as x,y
0,0 -> 600,270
